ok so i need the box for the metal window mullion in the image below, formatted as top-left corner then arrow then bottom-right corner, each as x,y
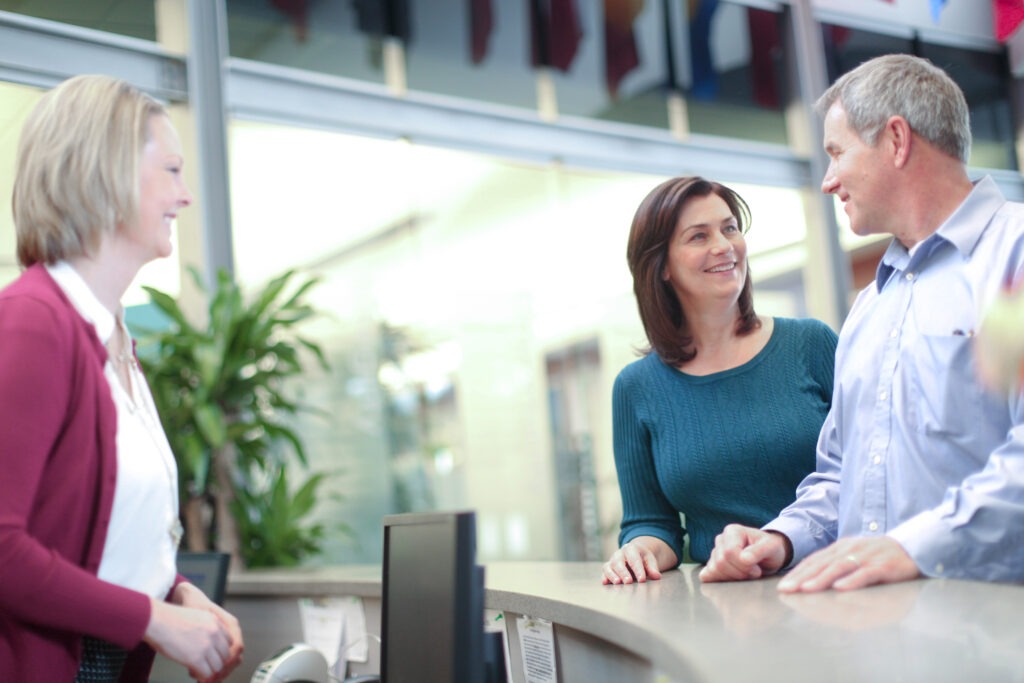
186,0 -> 234,283
784,0 -> 851,328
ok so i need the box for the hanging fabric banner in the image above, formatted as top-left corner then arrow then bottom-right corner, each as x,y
604,0 -> 644,99
529,0 -> 584,72
469,0 -> 494,64
994,0 -> 1024,42
930,0 -> 949,23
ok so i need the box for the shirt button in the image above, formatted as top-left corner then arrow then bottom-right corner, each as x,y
869,521 -> 879,532
935,563 -> 945,574
879,390 -> 888,401
889,328 -> 898,338
873,455 -> 882,465
905,272 -> 915,281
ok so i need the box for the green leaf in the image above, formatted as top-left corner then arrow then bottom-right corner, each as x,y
142,286 -> 195,334
193,403 -> 227,450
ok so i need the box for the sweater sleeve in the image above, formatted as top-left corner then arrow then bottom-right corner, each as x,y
810,319 -> 839,403
0,291 -> 151,649
612,363 -> 685,565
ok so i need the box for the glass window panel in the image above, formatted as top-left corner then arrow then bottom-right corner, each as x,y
404,0 -> 537,111
821,23 -> 1016,171
729,181 -> 809,319
920,43 -> 1016,171
225,0 -> 386,84
555,0 -> 671,129
0,0 -> 156,40
552,1 -> 790,142
680,1 -> 789,144
0,80 -> 41,288
730,181 -> 807,255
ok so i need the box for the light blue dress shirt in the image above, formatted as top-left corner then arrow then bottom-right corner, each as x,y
766,176 -> 1024,581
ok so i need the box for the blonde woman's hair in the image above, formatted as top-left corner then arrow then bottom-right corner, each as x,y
12,74 -> 167,267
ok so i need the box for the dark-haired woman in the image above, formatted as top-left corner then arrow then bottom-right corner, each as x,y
602,176 -> 837,585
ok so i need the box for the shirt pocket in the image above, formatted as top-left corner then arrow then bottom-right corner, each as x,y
905,333 -> 984,438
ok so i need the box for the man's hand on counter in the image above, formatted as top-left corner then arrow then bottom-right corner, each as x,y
775,536 -> 921,593
700,526 -> 922,592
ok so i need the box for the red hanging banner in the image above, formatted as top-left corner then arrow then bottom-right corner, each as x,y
994,0 -> 1024,42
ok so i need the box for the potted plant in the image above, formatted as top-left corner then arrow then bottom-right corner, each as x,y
137,268 -> 329,570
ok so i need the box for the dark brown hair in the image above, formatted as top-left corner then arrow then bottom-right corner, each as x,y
626,176 -> 758,366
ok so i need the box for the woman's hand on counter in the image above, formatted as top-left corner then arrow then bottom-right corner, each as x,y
602,537 -> 677,585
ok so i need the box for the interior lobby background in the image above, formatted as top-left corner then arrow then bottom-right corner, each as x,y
0,0 -> 1021,566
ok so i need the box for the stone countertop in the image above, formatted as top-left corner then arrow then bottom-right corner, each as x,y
226,561 -> 1024,683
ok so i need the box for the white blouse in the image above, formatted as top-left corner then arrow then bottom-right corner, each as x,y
47,262 -> 179,599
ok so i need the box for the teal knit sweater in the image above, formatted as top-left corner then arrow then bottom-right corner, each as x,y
612,317 -> 837,564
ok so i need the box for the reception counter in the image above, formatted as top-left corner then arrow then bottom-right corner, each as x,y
192,562 -> 1022,683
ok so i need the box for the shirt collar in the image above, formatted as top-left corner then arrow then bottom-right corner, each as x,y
874,175 -> 1005,291
45,261 -> 118,345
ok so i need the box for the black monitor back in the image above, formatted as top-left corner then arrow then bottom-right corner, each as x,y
176,551 -> 230,605
381,511 -> 483,683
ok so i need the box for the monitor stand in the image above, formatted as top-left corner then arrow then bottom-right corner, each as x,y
341,631 -> 505,683
483,630 -> 507,683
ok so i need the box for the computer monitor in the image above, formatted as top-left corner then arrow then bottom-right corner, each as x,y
176,551 -> 230,605
381,511 -> 484,683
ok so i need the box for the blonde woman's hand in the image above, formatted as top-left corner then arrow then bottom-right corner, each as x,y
169,583 -> 245,681
144,599 -> 232,680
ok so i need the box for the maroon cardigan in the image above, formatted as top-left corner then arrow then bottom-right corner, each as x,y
0,265 -> 181,681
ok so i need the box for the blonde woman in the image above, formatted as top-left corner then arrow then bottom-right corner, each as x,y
0,75 -> 242,682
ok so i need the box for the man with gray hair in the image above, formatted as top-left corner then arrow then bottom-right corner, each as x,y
700,53 -> 1024,591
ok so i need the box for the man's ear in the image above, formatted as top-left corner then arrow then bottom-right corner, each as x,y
886,115 -> 913,168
